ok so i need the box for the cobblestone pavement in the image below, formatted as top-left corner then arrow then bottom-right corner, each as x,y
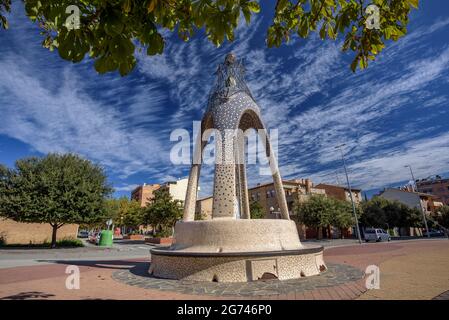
111,263 -> 364,297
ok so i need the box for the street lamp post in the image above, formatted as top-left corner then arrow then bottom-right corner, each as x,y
269,206 -> 281,219
335,144 -> 362,244
404,165 -> 417,192
405,165 -> 430,238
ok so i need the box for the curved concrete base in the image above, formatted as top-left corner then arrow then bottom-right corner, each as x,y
150,246 -> 326,282
149,220 -> 326,282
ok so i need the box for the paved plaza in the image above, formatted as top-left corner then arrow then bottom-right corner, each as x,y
0,239 -> 448,300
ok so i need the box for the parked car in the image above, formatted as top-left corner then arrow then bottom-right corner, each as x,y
77,230 -> 89,238
364,228 -> 391,242
88,232 -> 101,245
423,229 -> 445,237
95,233 -> 101,245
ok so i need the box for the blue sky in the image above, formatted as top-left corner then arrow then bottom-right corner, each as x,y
1,1 -> 449,199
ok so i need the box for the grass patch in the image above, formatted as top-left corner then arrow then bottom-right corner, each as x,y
0,237 -> 84,248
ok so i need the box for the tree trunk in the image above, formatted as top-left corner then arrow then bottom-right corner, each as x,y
51,224 -> 58,248
340,227 -> 344,239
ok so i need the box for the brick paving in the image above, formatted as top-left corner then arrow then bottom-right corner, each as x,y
0,239 -> 448,300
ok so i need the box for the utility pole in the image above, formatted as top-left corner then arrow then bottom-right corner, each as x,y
405,165 -> 430,238
335,144 -> 362,244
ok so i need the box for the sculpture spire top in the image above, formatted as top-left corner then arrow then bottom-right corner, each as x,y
207,52 -> 254,109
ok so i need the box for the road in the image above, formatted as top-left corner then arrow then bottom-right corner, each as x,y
0,239 -> 155,268
1,237 -> 446,269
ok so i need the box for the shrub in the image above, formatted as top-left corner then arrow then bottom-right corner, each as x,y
56,237 -> 84,247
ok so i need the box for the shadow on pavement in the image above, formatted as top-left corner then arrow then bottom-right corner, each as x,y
0,291 -> 55,300
37,259 -> 150,277
113,240 -> 148,245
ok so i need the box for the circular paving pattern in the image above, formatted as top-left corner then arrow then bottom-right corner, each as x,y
112,262 -> 364,297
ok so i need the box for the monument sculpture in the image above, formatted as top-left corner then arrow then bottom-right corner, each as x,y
149,54 -> 326,282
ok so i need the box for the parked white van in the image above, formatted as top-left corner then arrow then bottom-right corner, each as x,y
364,228 -> 391,242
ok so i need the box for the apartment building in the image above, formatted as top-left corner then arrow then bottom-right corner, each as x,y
195,179 -> 324,220
131,178 -> 188,207
314,183 -> 363,205
131,183 -> 161,207
379,188 -> 443,216
417,177 -> 449,205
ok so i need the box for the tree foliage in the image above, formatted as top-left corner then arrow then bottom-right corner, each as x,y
0,153 -> 113,247
436,205 -> 449,229
294,194 -> 356,239
249,199 -> 264,219
142,189 -> 183,236
104,197 -> 143,229
330,198 -> 355,229
0,0 -> 10,29
0,0 -> 419,75
294,195 -> 333,228
360,197 -> 423,229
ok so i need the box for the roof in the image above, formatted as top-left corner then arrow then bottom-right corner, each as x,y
380,188 -> 439,199
315,183 -> 362,192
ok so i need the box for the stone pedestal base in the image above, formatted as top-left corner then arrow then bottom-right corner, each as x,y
150,247 -> 325,282
149,220 -> 326,282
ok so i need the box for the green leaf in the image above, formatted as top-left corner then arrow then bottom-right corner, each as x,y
247,1 -> 260,13
147,33 -> 164,55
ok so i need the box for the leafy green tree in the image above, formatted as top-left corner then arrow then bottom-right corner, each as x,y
0,0 -> 419,75
142,189 -> 183,237
249,200 -> 265,219
294,195 -> 333,239
330,198 -> 355,239
436,206 -> 449,229
103,197 -> 143,231
360,197 -> 389,228
120,198 -> 144,230
361,197 -> 424,235
0,0 -> 10,29
0,153 -> 113,248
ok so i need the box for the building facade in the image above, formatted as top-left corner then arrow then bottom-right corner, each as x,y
158,179 -> 189,202
248,179 -> 326,218
195,196 -> 213,220
131,178 -> 189,207
417,177 -> 449,205
131,183 -> 161,207
314,183 -> 363,205
379,188 -> 442,216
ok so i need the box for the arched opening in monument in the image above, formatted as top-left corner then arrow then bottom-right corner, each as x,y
212,275 -> 219,282
258,272 -> 279,281
237,110 -> 277,220
193,114 -> 216,221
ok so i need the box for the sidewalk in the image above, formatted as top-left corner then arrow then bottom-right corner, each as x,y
0,239 -> 448,300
